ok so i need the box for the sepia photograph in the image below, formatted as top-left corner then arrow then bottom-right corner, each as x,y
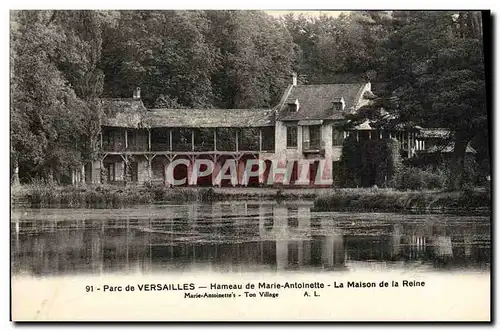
9,8 -> 491,322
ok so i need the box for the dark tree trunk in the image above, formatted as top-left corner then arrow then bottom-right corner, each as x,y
458,12 -> 466,38
449,131 -> 471,191
12,157 -> 20,186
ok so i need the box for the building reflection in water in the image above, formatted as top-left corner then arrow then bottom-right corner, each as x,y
11,204 -> 490,276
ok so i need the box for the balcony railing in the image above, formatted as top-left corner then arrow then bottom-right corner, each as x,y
102,142 -> 124,152
302,140 -> 325,153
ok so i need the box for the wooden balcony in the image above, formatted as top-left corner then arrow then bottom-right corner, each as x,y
101,126 -> 275,155
302,139 -> 325,155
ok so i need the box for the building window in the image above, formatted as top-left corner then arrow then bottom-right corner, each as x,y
332,102 -> 343,111
332,129 -> 345,146
286,125 -> 297,148
309,125 -> 321,149
127,130 -> 136,149
104,129 -> 115,150
105,163 -> 115,182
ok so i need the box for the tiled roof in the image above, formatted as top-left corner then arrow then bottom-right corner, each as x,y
277,83 -> 368,121
418,128 -> 450,139
101,98 -> 147,128
352,119 -> 373,130
101,99 -> 275,128
426,143 -> 476,154
144,108 -> 275,128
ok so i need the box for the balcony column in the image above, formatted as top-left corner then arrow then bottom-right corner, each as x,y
100,131 -> 103,149
214,128 -> 217,151
235,129 -> 239,152
81,164 -> 85,184
259,128 -> 262,152
148,129 -> 151,152
191,129 -> 195,152
407,132 -> 411,158
100,159 -> 104,184
148,157 -> 152,179
169,129 -> 173,151
124,129 -> 128,150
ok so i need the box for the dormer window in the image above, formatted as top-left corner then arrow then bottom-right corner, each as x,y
287,99 -> 300,112
332,97 -> 345,111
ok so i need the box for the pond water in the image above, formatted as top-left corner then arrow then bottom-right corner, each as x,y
11,201 -> 491,276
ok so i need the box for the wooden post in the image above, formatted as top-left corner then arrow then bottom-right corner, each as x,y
368,131 -> 372,140
148,129 -> 151,152
100,159 -> 104,184
148,157 -> 152,180
169,129 -> 173,151
214,128 -> 217,151
235,129 -> 239,152
163,161 -> 168,187
12,158 -> 19,186
411,132 -> 415,156
356,131 -> 359,142
191,129 -> 195,152
123,156 -> 128,186
81,164 -> 85,184
100,131 -> 103,150
407,132 -> 411,158
259,128 -> 262,151
124,129 -> 128,150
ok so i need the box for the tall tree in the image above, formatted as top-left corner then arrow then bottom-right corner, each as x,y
101,10 -> 220,108
11,10 -> 110,182
384,11 -> 486,189
207,10 -> 296,108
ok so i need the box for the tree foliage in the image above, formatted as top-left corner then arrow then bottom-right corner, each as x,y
11,10 -> 488,188
10,10 -> 108,182
338,136 -> 402,188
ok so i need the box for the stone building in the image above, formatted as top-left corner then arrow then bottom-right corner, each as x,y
84,75 -> 443,187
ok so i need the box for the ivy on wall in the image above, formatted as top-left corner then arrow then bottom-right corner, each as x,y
338,135 -> 402,188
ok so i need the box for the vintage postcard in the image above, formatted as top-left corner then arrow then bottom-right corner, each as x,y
10,9 -> 491,322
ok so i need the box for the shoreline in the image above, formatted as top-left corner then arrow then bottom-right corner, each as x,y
313,188 -> 490,215
10,185 -> 490,215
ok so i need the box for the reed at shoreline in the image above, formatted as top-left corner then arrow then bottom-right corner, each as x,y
313,188 -> 490,214
11,183 -> 490,215
10,184 -> 219,208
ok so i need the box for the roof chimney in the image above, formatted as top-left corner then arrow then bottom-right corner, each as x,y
292,72 -> 297,86
133,87 -> 141,99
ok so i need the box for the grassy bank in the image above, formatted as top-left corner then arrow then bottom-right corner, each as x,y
10,184 -> 221,208
313,188 -> 491,214
11,184 -> 491,214
10,184 -> 319,209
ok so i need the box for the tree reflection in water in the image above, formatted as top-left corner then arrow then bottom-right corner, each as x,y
11,203 -> 491,276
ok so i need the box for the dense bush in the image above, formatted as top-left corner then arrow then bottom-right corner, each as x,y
338,136 -> 402,188
11,183 -> 223,208
394,166 -> 448,190
314,188 -> 490,214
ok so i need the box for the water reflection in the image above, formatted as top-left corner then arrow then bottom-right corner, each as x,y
11,202 -> 491,276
